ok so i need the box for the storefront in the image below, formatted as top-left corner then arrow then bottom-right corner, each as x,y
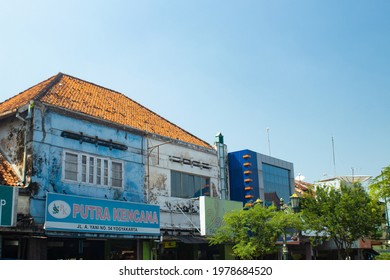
45,237 -> 142,260
159,235 -> 227,260
1,190 -> 160,259
0,185 -> 19,259
42,193 -> 160,260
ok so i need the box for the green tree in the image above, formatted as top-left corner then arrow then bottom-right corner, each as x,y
375,252 -> 390,260
300,183 -> 383,260
209,204 -> 302,260
369,164 -> 390,242
369,165 -> 390,200
270,205 -> 303,258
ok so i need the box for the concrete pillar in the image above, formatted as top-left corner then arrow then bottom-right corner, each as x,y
137,239 -> 143,260
26,238 -> 47,260
306,243 -> 314,260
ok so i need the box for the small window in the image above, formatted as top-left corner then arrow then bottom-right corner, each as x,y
81,155 -> 87,182
97,158 -> 102,185
89,157 -> 95,184
64,152 -> 78,181
103,159 -> 109,186
111,162 -> 123,188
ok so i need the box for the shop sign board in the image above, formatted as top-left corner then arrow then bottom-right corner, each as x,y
163,241 -> 177,249
199,196 -> 242,236
0,185 -> 18,227
45,193 -> 160,236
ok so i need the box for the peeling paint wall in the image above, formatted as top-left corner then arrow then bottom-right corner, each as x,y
146,138 -> 219,231
1,105 -> 221,231
30,106 -> 145,223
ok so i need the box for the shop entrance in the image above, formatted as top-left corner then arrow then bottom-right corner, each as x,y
1,238 -> 21,259
108,239 -> 138,260
47,238 -> 105,260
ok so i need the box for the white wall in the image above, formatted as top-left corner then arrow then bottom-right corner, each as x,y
145,138 -> 219,231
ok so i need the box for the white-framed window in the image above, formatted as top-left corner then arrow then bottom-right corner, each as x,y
63,150 -> 123,188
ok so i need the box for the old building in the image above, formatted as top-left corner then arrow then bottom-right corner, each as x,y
0,73 -> 222,259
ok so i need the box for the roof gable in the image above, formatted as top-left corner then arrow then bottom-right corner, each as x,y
0,73 -> 212,149
0,75 -> 58,115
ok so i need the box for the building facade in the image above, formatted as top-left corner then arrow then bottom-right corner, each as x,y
0,73 -> 223,260
228,149 -> 295,207
145,136 -> 223,259
314,175 -> 371,190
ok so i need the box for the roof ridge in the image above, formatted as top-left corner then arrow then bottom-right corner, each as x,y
34,72 -> 64,101
0,74 -> 55,106
1,73 -> 213,149
60,72 -> 129,98
0,73 -> 63,116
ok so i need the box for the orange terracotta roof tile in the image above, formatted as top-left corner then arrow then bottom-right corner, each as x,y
0,73 -> 213,149
0,75 -> 57,115
294,180 -> 313,194
0,153 -> 20,187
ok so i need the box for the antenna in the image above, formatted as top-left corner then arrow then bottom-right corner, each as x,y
295,174 -> 305,181
332,135 -> 336,176
266,127 -> 271,156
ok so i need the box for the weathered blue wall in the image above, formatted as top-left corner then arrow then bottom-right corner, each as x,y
30,107 -> 145,223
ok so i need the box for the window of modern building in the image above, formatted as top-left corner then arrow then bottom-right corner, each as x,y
171,170 -> 210,198
63,150 -> 123,188
262,163 -> 291,202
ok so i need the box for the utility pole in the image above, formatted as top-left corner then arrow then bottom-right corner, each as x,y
266,128 -> 271,156
332,136 -> 336,177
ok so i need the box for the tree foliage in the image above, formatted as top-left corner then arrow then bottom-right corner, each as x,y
271,206 -> 303,245
208,204 -> 302,260
369,164 -> 390,200
300,183 -> 384,259
375,252 -> 390,260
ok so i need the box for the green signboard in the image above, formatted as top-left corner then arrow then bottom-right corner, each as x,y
0,185 -> 18,227
199,196 -> 243,236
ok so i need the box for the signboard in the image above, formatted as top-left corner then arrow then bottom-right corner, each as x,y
0,185 -> 18,227
45,193 -> 160,236
199,196 -> 242,236
163,241 -> 177,249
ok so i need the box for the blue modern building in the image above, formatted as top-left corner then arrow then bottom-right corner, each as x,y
228,149 -> 295,207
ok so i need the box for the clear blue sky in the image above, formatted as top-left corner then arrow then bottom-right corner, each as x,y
1,0 -> 389,183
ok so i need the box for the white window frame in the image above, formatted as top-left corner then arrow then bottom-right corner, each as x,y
63,150 -> 124,188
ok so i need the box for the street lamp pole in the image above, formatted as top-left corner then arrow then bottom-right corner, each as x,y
382,170 -> 390,244
280,194 -> 301,260
290,193 -> 300,213
279,198 -> 289,260
282,238 -> 288,260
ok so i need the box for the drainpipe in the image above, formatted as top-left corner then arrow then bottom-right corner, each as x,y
15,101 -> 34,188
